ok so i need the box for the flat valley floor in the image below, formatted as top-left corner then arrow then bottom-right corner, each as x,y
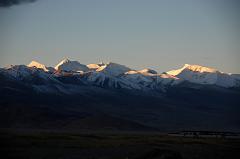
0,130 -> 240,159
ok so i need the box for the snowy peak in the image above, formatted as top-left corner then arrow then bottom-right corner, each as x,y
166,64 -> 239,88
138,68 -> 158,75
27,60 -> 54,72
55,58 -> 89,72
1,64 -> 51,80
54,58 -> 70,70
125,68 -> 157,76
167,64 -> 218,76
87,62 -> 105,70
183,64 -> 218,73
96,62 -> 131,76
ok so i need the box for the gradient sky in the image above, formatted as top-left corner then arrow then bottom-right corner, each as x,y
0,0 -> 239,73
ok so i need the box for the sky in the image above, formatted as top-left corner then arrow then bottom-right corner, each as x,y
0,0 -> 239,73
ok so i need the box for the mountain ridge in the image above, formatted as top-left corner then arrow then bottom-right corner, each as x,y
0,59 -> 239,95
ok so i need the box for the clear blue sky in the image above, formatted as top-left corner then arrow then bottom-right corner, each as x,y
0,0 -> 239,73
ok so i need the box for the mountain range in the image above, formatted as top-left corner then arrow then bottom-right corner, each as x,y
0,59 -> 240,132
1,59 -> 240,94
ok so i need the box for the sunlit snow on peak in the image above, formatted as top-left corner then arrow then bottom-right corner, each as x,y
55,58 -> 89,72
27,60 -> 51,72
167,64 -> 218,76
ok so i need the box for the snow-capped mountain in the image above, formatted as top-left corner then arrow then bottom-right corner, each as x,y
138,68 -> 158,75
0,59 -> 239,95
167,64 -> 240,87
96,62 -> 131,76
167,64 -> 218,75
0,64 -> 58,85
122,69 -> 179,90
87,62 -> 105,70
28,61 -> 55,72
55,59 -> 89,72
84,63 -> 179,90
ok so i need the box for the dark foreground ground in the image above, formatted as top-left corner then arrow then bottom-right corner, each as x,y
0,130 -> 240,159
